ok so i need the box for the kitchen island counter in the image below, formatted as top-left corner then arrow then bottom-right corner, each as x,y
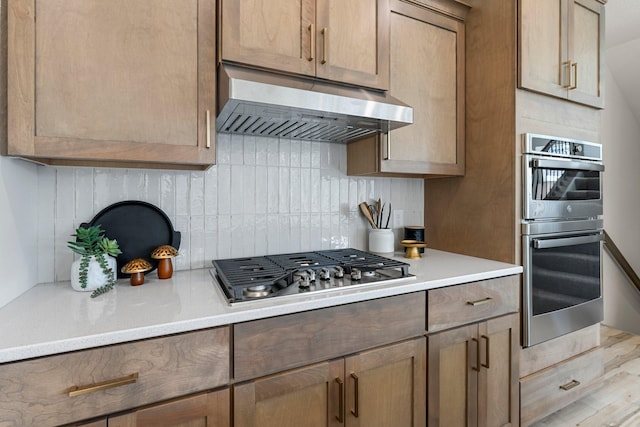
0,249 -> 521,364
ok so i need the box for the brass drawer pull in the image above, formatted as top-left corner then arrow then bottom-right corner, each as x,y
308,24 -> 315,61
471,337 -> 480,372
559,379 -> 581,391
466,297 -> 492,306
206,110 -> 211,149
68,372 -> 139,397
335,377 -> 344,423
569,62 -> 578,90
350,373 -> 359,418
321,27 -> 328,64
481,335 -> 490,369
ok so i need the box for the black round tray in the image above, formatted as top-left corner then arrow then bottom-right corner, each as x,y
81,201 -> 181,278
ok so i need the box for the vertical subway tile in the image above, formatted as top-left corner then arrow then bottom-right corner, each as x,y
242,214 -> 256,256
320,171 -> 331,213
300,213 -> 311,251
230,134 -> 244,165
266,214 -> 280,254
74,168 -> 94,222
125,168 -> 146,201
204,215 -> 218,262
217,215 -> 231,259
174,215 -> 190,270
278,167 -> 290,213
55,168 -> 75,220
290,168 -> 301,214
159,171 -> 176,219
255,166 -> 268,214
279,215 -> 292,253
279,139 -> 290,167
204,166 -> 218,215
37,167 -> 56,283
217,133 -> 231,165
144,169 -> 162,208
357,178 -> 368,206
330,213 -> 343,248
217,164 -> 231,215
310,213 -> 322,249
190,171 -> 205,216
330,173 -> 340,213
300,168 -> 311,213
300,141 -> 311,168
290,215 -> 301,252
242,165 -> 256,217
190,215 -> 205,269
230,215 -> 244,257
244,135 -> 256,165
254,215 -> 268,256
321,214 -> 331,249
255,136 -> 268,165
267,166 -> 279,214
175,172 -> 190,216
348,178 -> 358,213
290,140 -> 301,167
266,138 -> 279,166
320,142 -> 330,169
310,168 -> 321,213
230,165 -> 244,215
311,142 -> 321,168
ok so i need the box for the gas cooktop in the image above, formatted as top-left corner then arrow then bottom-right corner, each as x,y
211,248 -> 414,303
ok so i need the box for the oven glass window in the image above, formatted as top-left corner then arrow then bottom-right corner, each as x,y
531,168 -> 600,201
531,240 -> 601,316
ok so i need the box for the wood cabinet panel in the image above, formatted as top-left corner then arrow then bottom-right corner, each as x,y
518,0 -> 604,108
234,292 -> 425,381
220,0 -> 388,90
520,347 -> 604,426
0,327 -> 229,426
427,275 -> 519,333
347,0 -> 467,177
109,389 -> 230,427
428,313 -> 519,427
7,0 -> 216,169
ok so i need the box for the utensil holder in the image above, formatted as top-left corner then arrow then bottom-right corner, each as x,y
369,229 -> 394,255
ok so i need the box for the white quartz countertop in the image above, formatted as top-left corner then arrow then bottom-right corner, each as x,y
0,249 -> 522,364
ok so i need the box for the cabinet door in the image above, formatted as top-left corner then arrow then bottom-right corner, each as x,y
428,325 -> 478,427
220,0 -> 316,77
477,313 -> 519,427
518,0 -> 568,99
347,0 -> 465,176
345,338 -> 426,427
7,0 -> 216,169
567,0 -> 604,108
315,0 -> 389,90
234,361 -> 343,427
108,390 -> 230,426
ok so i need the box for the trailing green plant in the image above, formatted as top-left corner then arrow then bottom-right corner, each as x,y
68,225 -> 122,298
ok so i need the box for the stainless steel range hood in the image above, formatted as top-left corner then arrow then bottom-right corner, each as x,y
216,64 -> 413,143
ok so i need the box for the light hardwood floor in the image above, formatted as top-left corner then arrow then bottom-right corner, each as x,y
532,325 -> 640,426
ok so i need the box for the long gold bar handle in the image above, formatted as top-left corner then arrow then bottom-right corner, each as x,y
335,377 -> 344,423
321,27 -> 328,64
383,132 -> 391,160
481,335 -> 490,369
308,24 -> 315,61
68,372 -> 139,397
350,373 -> 359,418
569,62 -> 578,90
562,61 -> 572,88
559,379 -> 581,391
471,338 -> 480,372
466,297 -> 492,306
206,110 -> 211,149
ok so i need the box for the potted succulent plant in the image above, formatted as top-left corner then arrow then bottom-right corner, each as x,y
68,225 -> 122,298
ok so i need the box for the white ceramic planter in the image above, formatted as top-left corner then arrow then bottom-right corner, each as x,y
70,255 -> 118,292
368,228 -> 395,255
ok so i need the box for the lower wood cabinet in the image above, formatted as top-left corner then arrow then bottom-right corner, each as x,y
234,337 -> 426,427
428,313 -> 519,427
108,389 -> 230,427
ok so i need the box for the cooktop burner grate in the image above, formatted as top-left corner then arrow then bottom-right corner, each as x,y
212,248 -> 412,303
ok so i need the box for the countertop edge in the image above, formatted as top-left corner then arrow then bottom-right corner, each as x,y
0,250 -> 522,364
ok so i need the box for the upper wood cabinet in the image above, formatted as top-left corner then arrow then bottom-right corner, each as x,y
6,0 -> 216,170
347,0 -> 468,177
519,0 -> 605,108
219,0 -> 389,90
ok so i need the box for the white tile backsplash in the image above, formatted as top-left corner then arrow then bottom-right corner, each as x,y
36,137 -> 424,283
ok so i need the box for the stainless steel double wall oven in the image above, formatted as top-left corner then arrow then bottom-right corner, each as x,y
521,133 -> 605,347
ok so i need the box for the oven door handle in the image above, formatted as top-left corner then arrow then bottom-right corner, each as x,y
533,233 -> 603,249
530,158 -> 604,172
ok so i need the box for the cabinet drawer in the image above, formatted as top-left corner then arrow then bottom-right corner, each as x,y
427,275 -> 519,332
520,347 -> 604,426
234,292 -> 426,381
0,327 -> 230,427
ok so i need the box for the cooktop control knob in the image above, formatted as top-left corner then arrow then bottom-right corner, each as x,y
318,268 -> 331,281
295,272 -> 311,288
351,268 -> 362,281
305,269 -> 316,282
334,266 -> 344,278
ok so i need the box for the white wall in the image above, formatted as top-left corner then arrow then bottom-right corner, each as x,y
0,135 -> 424,307
601,66 -> 640,334
0,156 -> 39,308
